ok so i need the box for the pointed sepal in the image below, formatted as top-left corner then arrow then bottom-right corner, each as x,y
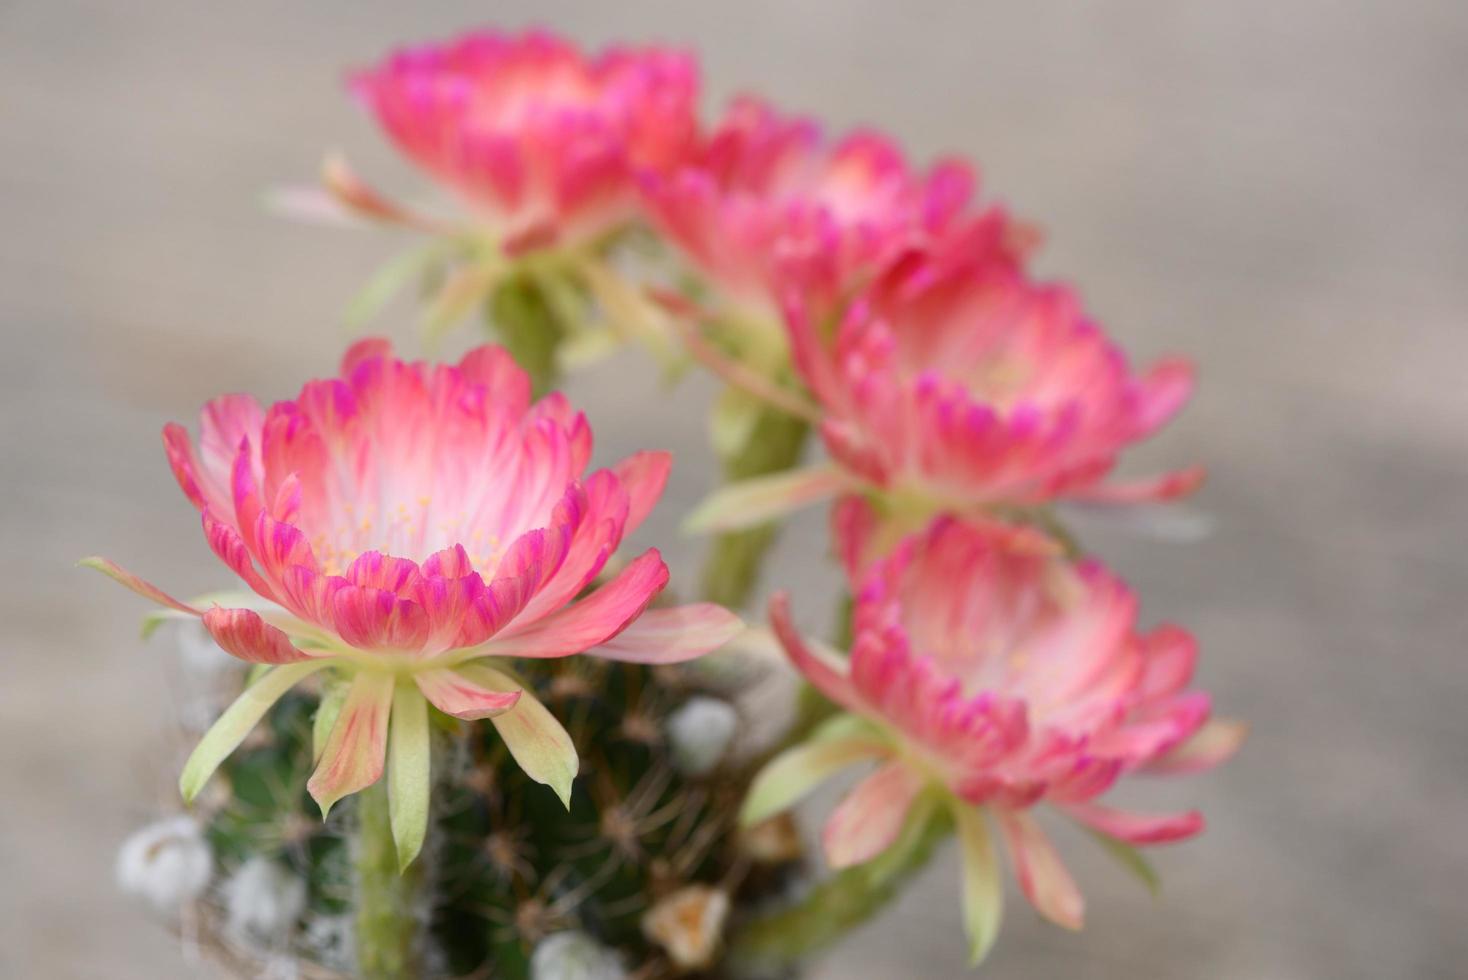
179,660 -> 330,803
388,683 -> 431,871
952,802 -> 1003,967
308,670 -> 395,819
460,664 -> 578,809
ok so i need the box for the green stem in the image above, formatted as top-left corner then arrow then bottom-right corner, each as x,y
729,796 -> 952,969
486,274 -> 566,398
354,780 -> 422,979
700,405 -> 809,609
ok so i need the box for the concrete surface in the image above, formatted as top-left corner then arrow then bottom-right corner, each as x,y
2,2 -> 1465,977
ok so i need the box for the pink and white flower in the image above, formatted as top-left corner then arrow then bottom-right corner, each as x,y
642,96 -> 1020,323
742,517 -> 1241,963
347,29 -> 700,250
86,339 -> 740,867
687,245 -> 1201,548
803,246 -> 1200,500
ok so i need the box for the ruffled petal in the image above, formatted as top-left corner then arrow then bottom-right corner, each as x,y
1144,718 -> 1247,775
590,603 -> 743,664
1062,802 -> 1204,845
413,667 -> 522,720
202,607 -> 315,664
327,586 -> 431,653
487,549 -> 669,658
768,591 -> 862,711
613,450 -> 671,536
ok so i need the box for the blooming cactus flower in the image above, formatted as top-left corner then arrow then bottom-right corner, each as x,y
348,29 -> 700,250
85,339 -> 741,868
687,245 -> 1202,549
741,517 -> 1241,964
644,96 -> 1021,323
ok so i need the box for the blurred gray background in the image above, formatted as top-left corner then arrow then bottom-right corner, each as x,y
3,1 -> 1465,977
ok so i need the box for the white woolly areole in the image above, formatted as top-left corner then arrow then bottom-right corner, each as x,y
222,856 -> 307,943
115,815 -> 213,915
665,696 -> 739,776
529,931 -> 627,980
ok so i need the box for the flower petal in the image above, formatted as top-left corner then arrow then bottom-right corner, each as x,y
307,671 -> 396,817
202,607 -> 314,664
388,684 -> 431,870
683,465 -> 852,534
591,603 -> 744,665
488,549 -> 669,658
1077,466 -> 1206,504
80,557 -> 200,616
768,591 -> 862,710
327,585 -> 431,653
179,661 -> 331,802
413,668 -> 522,720
459,664 -> 578,808
822,761 -> 925,870
1144,718 -> 1247,775
952,803 -> 1004,967
741,718 -> 891,826
995,809 -> 1085,930
1062,802 -> 1204,845
614,450 -> 672,537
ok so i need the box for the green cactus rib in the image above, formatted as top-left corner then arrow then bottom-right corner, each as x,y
202,646 -> 795,977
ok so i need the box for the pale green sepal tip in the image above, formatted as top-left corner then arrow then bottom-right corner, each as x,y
178,660 -> 329,805
740,727 -> 888,828
461,664 -> 578,813
388,684 -> 431,873
1086,828 -> 1161,897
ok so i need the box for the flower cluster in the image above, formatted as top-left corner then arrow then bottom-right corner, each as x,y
96,25 -> 1241,974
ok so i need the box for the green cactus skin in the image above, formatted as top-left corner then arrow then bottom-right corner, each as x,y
203,658 -> 800,979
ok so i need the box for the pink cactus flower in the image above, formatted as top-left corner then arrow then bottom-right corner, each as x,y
348,29 -> 701,250
742,517 -> 1241,964
686,245 -> 1202,547
804,245 -> 1201,499
85,339 -> 740,867
642,96 -> 1021,322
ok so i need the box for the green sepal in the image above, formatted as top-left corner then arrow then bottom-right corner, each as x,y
179,660 -> 330,803
387,684 -> 431,871
1086,828 -> 1161,896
